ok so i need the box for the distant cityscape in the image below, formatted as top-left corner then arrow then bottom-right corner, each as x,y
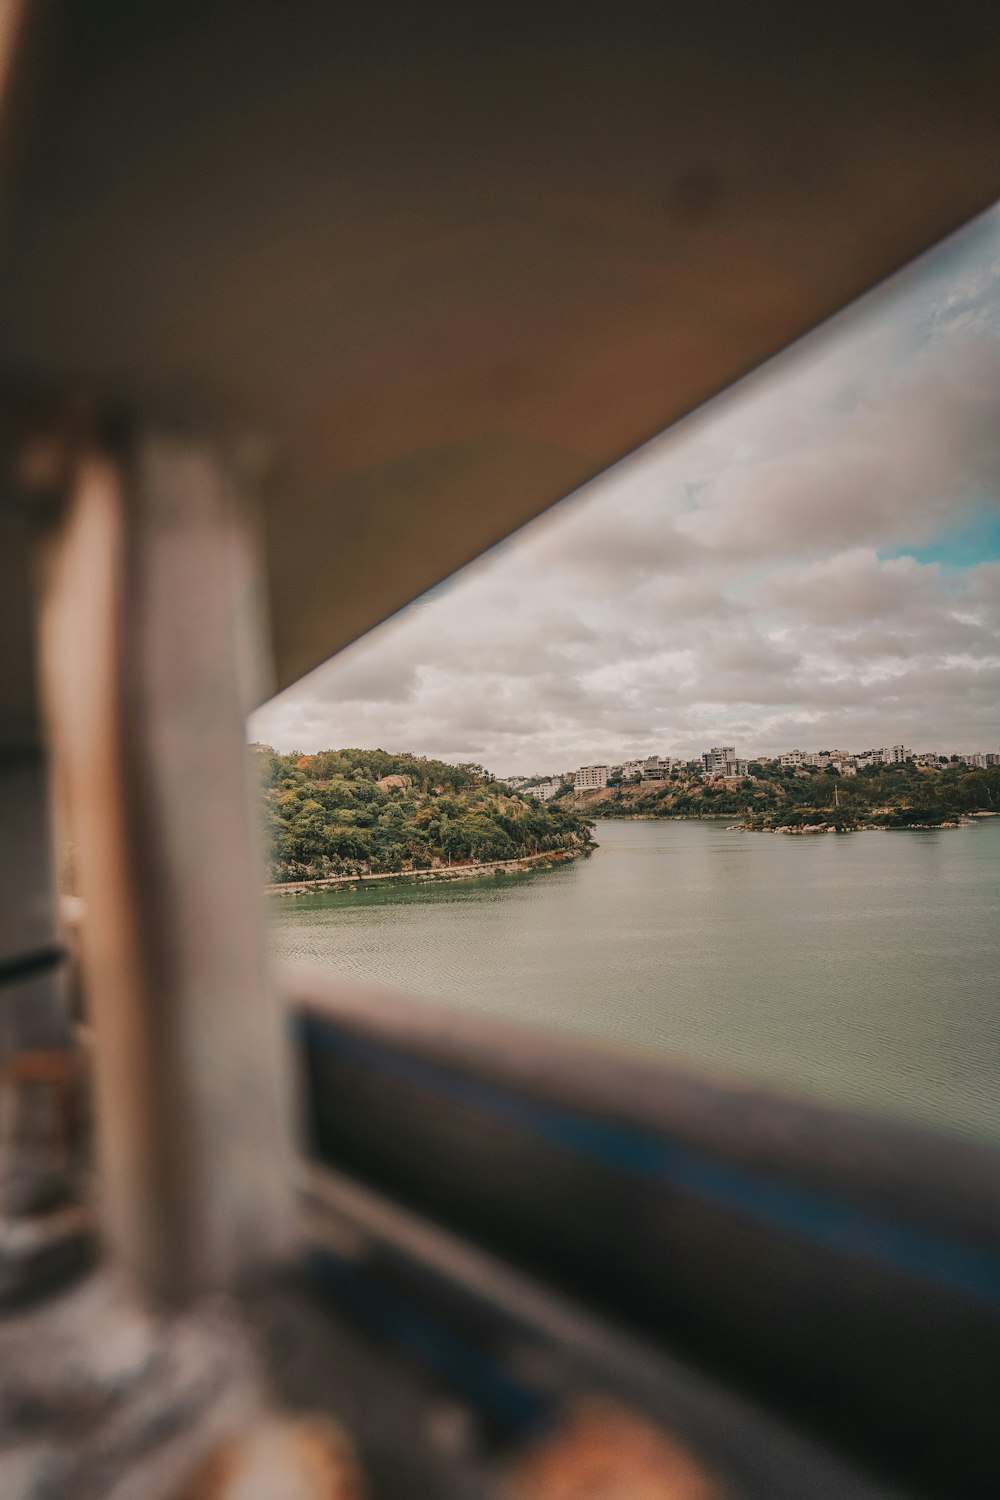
508,744 -> 1000,801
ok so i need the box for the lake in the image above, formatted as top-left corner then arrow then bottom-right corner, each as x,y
269,817 -> 1000,1144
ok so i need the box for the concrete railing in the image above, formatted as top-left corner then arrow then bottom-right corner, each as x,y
284,963 -> 1000,1499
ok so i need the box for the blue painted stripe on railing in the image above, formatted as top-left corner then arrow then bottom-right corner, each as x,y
307,1247 -> 549,1433
302,1016 -> 1000,1309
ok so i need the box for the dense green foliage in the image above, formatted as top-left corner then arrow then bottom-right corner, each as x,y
587,761 -> 1000,831
255,746 -> 595,882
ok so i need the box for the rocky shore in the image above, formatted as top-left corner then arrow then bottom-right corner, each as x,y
267,845 -> 589,896
728,819 -> 973,834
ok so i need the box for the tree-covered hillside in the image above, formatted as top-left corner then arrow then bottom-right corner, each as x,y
584,761 -> 1000,831
255,746 -> 595,882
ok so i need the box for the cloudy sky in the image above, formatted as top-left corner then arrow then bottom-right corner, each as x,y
251,205 -> 1000,775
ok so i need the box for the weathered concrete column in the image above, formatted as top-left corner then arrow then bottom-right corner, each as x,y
40,429 -> 292,1304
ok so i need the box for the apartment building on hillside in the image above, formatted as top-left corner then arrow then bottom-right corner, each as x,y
702,746 -> 748,778
576,764 -> 610,790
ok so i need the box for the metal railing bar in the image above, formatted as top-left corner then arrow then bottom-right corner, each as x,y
300,1161 -> 902,1500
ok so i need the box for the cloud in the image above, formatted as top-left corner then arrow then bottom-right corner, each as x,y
755,550 -> 941,623
674,341 -> 1000,563
251,205 -> 1000,767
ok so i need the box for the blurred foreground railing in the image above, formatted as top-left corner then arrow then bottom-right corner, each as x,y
285,963 -> 1000,1500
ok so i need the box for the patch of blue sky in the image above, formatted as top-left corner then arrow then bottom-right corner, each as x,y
879,505 -> 1000,570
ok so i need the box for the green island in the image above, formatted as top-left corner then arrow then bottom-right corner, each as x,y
256,745 -> 595,885
576,760 -> 1000,832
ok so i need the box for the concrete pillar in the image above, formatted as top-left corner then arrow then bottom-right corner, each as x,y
40,430 -> 292,1304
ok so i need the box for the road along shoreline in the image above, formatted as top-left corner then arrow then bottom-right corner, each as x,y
266,845 -> 589,896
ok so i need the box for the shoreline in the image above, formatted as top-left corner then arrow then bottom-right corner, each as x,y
728,821 -> 974,834
267,844 -> 589,895
267,809 -> 991,894
585,810 -> 983,831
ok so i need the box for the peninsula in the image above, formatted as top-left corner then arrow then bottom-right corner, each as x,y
256,746 -> 595,885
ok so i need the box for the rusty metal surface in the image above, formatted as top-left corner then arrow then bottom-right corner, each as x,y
1,3 -> 999,688
505,1400 -> 724,1500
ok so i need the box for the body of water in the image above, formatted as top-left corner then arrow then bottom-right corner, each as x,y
270,818 -> 1000,1143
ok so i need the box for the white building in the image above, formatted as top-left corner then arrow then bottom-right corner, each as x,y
576,764 -> 609,790
527,779 -> 562,801
861,745 -> 911,766
778,748 -> 829,768
702,745 -> 734,774
702,746 -> 747,778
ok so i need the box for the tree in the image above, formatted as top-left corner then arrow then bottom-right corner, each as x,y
257,745 -> 593,881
